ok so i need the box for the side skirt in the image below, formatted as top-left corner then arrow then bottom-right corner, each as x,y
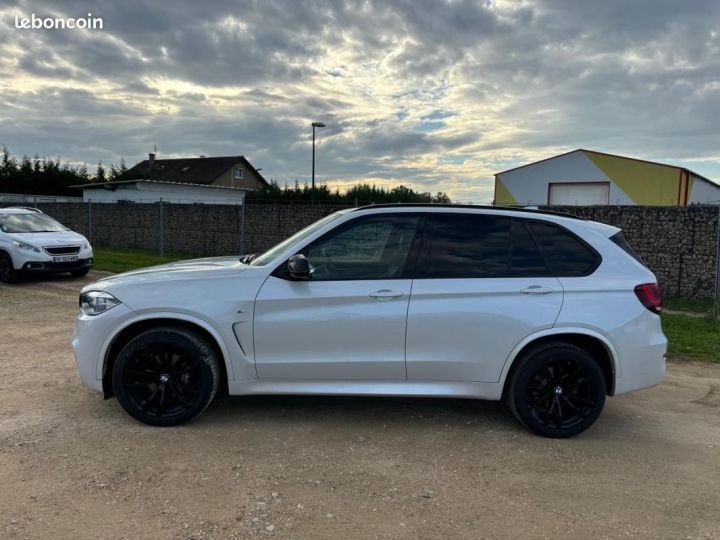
228,379 -> 503,401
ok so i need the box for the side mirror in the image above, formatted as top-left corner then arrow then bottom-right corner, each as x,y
287,254 -> 311,279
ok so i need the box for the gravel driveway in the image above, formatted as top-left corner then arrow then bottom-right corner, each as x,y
1,272 -> 719,539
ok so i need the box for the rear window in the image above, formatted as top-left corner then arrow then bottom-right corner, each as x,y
610,231 -> 647,268
528,221 -> 600,277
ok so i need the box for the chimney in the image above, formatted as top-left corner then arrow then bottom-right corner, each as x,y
148,152 -> 156,168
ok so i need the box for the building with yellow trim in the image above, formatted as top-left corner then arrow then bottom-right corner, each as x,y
494,149 -> 720,207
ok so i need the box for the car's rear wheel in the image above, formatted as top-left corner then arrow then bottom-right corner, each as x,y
112,327 -> 220,427
0,253 -> 19,283
506,342 -> 606,438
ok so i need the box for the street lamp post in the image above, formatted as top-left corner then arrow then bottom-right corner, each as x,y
311,121 -> 326,204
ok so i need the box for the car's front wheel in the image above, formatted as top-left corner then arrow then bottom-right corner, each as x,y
0,253 -> 19,283
112,327 -> 220,426
506,342 -> 606,438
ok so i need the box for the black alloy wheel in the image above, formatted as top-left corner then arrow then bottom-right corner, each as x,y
112,327 -> 220,426
507,342 -> 606,438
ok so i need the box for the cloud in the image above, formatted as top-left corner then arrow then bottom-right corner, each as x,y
1,0 -> 719,202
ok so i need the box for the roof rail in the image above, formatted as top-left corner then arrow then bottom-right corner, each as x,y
2,206 -> 44,213
351,203 -> 585,220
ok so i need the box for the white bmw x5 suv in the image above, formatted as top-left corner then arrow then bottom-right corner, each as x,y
73,205 -> 666,437
0,207 -> 93,283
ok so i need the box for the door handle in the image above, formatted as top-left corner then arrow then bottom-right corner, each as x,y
369,289 -> 404,300
521,285 -> 554,295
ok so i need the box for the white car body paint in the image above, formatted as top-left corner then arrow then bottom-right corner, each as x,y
72,206 -> 666,407
0,207 -> 93,277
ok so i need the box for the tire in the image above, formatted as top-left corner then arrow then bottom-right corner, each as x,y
70,268 -> 90,278
112,327 -> 220,427
0,253 -> 19,283
506,342 -> 606,438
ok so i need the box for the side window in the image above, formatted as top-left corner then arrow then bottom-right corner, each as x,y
610,231 -> 647,268
421,214 -> 512,278
304,215 -> 420,280
510,220 -> 549,276
528,221 -> 599,276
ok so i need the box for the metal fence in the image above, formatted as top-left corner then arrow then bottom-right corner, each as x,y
2,198 -> 719,315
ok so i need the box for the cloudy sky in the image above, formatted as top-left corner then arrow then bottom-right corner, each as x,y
1,0 -> 719,202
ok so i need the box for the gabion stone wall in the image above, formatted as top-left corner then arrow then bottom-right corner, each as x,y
546,206 -> 720,299
2,202 -> 718,299
0,202 -> 351,257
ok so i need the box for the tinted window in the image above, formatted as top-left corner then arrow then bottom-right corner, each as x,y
529,221 -> 599,276
422,214 -> 511,278
303,215 -> 420,280
510,220 -> 549,276
610,231 -> 647,268
421,215 -> 551,279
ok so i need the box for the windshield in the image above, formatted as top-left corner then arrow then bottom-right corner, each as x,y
0,212 -> 69,233
251,212 -> 345,266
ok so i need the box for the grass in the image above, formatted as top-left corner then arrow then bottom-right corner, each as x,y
662,296 -> 720,362
664,296 -> 714,316
662,313 -> 720,363
92,246 -> 200,273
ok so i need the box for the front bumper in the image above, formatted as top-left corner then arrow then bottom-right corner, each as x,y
72,303 -> 135,393
22,257 -> 93,274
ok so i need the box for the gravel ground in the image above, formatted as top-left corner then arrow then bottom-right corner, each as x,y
1,272 -> 719,539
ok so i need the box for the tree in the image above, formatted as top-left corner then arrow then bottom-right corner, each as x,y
0,147 -> 93,195
247,181 -> 453,205
95,161 -> 106,182
0,146 -> 16,176
109,158 -> 129,181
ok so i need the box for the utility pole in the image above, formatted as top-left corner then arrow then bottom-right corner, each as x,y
311,121 -> 326,204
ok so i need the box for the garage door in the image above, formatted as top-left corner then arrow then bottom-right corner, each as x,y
548,182 -> 609,206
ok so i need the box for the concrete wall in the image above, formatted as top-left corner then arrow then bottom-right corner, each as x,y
2,202 -> 718,299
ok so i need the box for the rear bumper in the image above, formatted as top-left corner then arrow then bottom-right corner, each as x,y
22,258 -> 93,274
613,347 -> 666,395
612,321 -> 667,396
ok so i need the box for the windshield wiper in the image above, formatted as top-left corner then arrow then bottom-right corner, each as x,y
239,253 -> 256,264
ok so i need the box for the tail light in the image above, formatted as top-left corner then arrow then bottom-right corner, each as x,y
634,283 -> 662,314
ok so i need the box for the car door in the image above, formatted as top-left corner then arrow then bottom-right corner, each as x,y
253,213 -> 422,380
406,213 -> 564,382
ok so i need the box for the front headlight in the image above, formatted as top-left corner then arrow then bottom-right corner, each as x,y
12,240 -> 41,253
79,291 -> 121,316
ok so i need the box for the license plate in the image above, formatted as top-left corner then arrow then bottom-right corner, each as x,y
53,255 -> 79,263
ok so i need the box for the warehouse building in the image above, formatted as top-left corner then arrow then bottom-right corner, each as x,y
494,149 -> 720,206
